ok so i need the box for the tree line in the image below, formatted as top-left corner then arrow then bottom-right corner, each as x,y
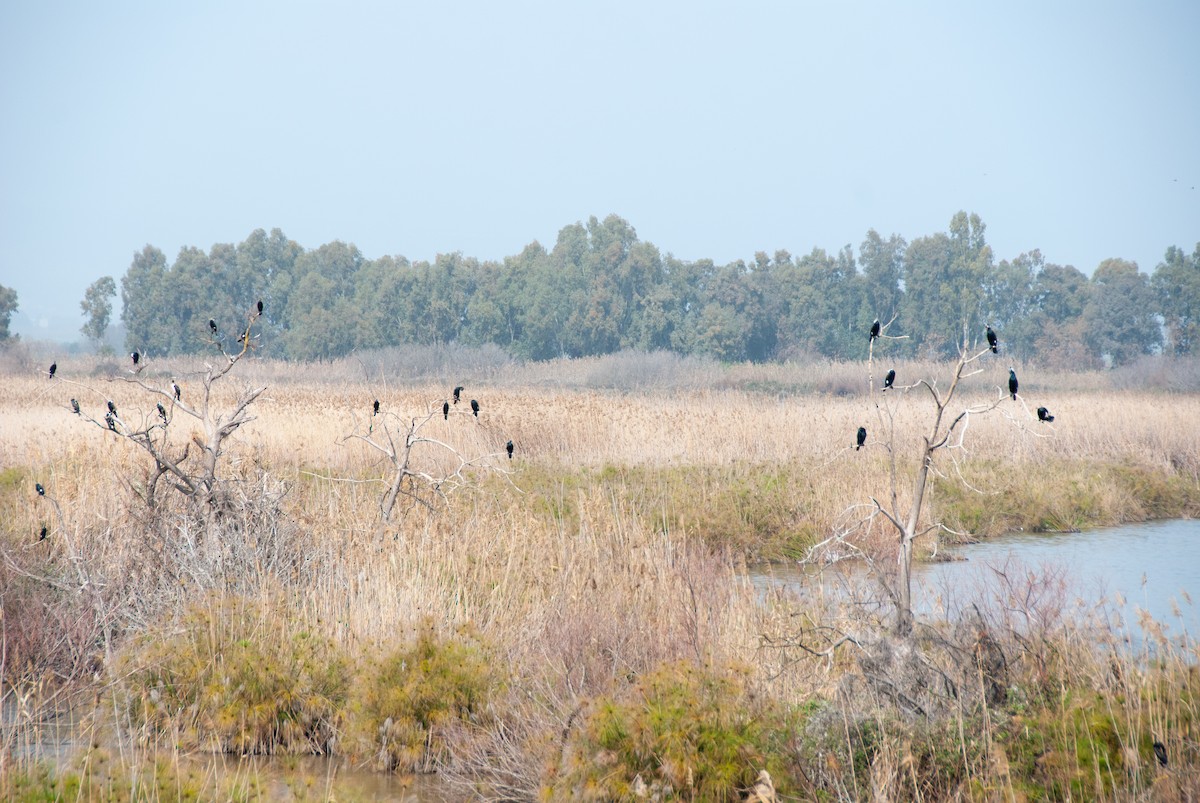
56,211 -> 1200,365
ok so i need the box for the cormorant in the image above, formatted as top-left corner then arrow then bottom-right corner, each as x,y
506,440 -> 514,459
106,412 -> 116,431
1153,740 -> 1168,767
453,386 -> 463,404
256,299 -> 264,315
131,351 -> 140,366
1008,368 -> 1019,401
35,482 -> 45,496
986,325 -> 998,354
869,319 -> 880,341
39,525 -> 47,542
157,402 -> 168,422
70,398 -> 80,415
470,399 -> 480,417
883,369 -> 895,391
1037,406 -> 1055,423
171,380 -> 181,401
49,362 -> 57,379
373,399 -> 380,416
107,400 -> 117,416
443,401 -> 449,420
856,427 -> 867,451
209,318 -> 218,336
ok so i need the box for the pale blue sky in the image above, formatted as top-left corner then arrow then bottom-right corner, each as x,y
2,1 -> 1198,341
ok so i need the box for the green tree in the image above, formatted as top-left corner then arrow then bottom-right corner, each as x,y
1083,258 -> 1161,366
859,229 -> 906,328
121,245 -> 171,355
901,212 -> 992,357
1153,243 -> 1200,355
0,283 -> 18,343
80,276 -> 117,348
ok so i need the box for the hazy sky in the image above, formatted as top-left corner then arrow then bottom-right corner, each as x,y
2,1 -> 1198,342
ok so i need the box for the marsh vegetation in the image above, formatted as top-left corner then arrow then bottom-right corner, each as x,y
2,350 -> 1198,800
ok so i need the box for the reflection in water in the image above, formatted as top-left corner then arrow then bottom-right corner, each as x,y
751,518 -> 1200,638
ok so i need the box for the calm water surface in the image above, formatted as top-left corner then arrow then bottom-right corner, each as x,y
752,518 -> 1199,637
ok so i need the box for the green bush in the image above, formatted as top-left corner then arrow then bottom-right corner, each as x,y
547,659 -> 802,801
350,620 -> 497,772
120,596 -> 349,755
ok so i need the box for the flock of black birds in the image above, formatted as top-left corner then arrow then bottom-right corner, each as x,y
35,298 -> 523,548
855,321 -> 1055,451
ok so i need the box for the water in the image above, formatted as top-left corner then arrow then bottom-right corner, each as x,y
751,518 -> 1200,639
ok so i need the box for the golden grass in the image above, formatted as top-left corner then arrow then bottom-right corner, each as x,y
2,357 -> 1199,799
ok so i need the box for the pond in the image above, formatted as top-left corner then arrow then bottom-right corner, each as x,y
751,518 -> 1200,641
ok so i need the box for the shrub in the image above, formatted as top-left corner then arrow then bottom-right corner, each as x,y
120,596 -> 348,755
350,620 -> 497,772
547,659 -> 803,801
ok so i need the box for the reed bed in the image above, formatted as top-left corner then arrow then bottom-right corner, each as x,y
2,358 -> 1198,800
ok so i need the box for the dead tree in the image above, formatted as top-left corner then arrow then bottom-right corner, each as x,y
340,400 -> 516,523
64,308 -> 265,512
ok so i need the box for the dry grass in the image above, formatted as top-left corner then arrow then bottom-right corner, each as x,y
2,354 -> 1199,799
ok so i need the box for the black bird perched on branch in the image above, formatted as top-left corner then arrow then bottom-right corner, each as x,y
171,380 -> 181,401
856,427 -> 867,451
470,399 -> 480,417
39,525 -> 47,542
71,398 -> 80,415
1008,368 -> 1019,401
1153,740 -> 1168,767
35,482 -> 45,496
443,401 -> 449,420
157,402 -> 168,422
373,399 -> 380,416
1037,406 -> 1055,423
453,386 -> 463,404
131,351 -> 140,366
883,369 -> 895,391
107,400 -> 117,416
49,362 -> 57,379
209,318 -> 218,336
506,440 -> 514,459
986,325 -> 998,354
106,412 -> 116,431
869,319 -> 880,341
256,299 -> 264,315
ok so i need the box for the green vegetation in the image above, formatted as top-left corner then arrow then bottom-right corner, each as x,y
350,621 -> 497,772
112,213 -> 1199,365
547,660 -> 802,801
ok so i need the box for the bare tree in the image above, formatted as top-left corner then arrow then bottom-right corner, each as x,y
336,400 -> 517,524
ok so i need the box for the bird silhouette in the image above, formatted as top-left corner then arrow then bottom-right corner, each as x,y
157,402 -> 168,422
986,325 -> 998,354
856,427 -> 867,451
506,440 -> 514,459
443,401 -> 450,420
869,319 -> 880,341
131,351 -> 140,366
453,386 -> 463,404
373,399 -> 380,416
470,399 -> 480,417
38,525 -> 47,542
1037,406 -> 1055,422
256,299 -> 264,315
49,362 -> 57,379
1153,740 -> 1168,767
883,369 -> 895,391
209,318 -> 218,336
106,412 -> 116,431
107,400 -> 117,416
171,380 -> 181,401
1008,368 -> 1019,401
36,482 -> 45,496
70,398 -> 80,415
